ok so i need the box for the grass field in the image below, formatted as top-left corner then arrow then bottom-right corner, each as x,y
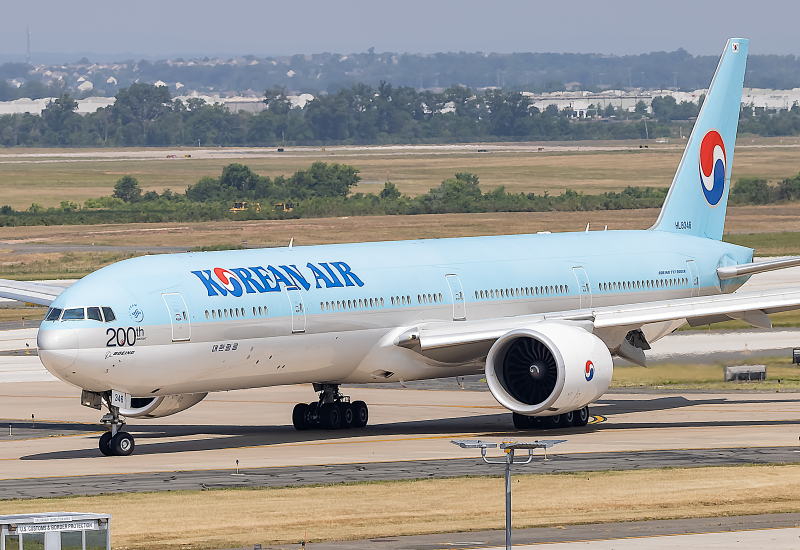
1,142 -> 799,209
0,210 -> 798,279
612,356 -> 800,390
2,465 -> 800,549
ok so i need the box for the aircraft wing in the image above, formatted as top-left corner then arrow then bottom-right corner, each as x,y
395,286 -> 800,358
0,279 -> 67,306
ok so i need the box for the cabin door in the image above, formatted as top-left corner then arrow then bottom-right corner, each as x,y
572,267 -> 592,309
686,260 -> 700,297
162,292 -> 191,342
445,274 -> 466,321
287,287 -> 306,333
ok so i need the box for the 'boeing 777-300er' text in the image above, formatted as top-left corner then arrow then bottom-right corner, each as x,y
3,38 -> 799,457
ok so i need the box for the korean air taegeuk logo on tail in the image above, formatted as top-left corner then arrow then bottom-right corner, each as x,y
698,129 -> 727,206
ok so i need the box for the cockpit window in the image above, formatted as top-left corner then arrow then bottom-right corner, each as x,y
45,308 -> 62,321
102,307 -> 116,322
62,308 -> 85,321
87,307 -> 102,321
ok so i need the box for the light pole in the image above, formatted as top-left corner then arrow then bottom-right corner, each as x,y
451,438 -> 565,550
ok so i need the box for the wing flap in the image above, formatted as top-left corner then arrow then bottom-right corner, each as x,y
0,279 -> 66,306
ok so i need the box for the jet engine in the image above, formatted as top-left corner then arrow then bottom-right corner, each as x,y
120,393 -> 208,419
485,323 -> 612,416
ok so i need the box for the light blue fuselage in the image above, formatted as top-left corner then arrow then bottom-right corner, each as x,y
37,229 -> 753,397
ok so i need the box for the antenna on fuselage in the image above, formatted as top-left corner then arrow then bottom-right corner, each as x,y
585,223 -> 589,235
288,237 -> 293,250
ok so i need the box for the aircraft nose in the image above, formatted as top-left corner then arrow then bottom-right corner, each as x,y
37,327 -> 79,371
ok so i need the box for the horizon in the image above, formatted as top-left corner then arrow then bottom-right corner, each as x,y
0,0 -> 797,62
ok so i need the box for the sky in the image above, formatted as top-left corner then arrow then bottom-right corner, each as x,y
0,0 -> 797,62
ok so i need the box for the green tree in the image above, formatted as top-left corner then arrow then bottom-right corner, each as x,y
219,163 -> 259,193
112,83 -> 172,145
731,177 -> 773,204
379,182 -> 401,200
779,173 -> 800,201
113,175 -> 142,203
286,162 -> 360,199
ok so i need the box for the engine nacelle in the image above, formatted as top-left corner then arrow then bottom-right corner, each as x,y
486,323 -> 612,416
120,393 -> 208,419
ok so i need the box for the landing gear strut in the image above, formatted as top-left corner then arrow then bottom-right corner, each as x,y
98,392 -> 135,456
292,383 -> 369,431
512,406 -> 591,430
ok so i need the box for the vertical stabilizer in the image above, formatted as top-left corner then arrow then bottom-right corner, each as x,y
651,38 -> 748,240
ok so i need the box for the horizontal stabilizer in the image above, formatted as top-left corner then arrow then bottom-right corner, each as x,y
717,256 -> 800,280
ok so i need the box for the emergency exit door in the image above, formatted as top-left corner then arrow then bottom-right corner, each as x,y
162,292 -> 191,341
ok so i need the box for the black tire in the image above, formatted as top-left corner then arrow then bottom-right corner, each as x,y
110,432 -> 135,456
352,401 -> 369,428
573,406 -> 590,427
320,403 -> 342,430
292,403 -> 310,430
542,414 -> 564,430
341,403 -> 355,428
99,431 -> 113,456
564,410 -> 576,426
305,402 -> 319,428
512,412 -> 537,429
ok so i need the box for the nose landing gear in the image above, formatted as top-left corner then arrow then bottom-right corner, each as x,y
98,392 -> 136,456
292,383 -> 369,431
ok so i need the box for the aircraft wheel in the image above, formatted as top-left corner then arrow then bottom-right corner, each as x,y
99,431 -> 113,456
564,410 -> 576,426
292,403 -> 310,430
512,412 -> 537,429
542,414 -> 565,430
110,432 -> 135,456
320,403 -> 342,430
341,403 -> 355,428
573,406 -> 590,427
352,401 -> 369,428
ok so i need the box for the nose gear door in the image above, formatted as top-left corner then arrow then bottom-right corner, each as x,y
287,287 -> 306,333
445,274 -> 466,321
162,292 -> 191,341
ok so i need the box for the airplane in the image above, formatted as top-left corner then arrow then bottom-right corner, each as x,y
3,37 -> 800,457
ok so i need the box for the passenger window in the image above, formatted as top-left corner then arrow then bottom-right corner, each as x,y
46,308 -> 62,321
62,307 -> 85,320
87,307 -> 102,321
101,307 -> 116,322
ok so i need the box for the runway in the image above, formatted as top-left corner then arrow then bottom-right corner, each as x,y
2,446 -> 799,499
2,376 -> 800,486
0,266 -> 799,513
253,514 -> 800,550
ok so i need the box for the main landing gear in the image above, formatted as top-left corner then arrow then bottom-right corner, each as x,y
292,383 -> 369,431
98,393 -> 135,456
512,406 -> 591,430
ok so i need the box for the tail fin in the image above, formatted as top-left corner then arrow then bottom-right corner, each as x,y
651,38 -> 748,240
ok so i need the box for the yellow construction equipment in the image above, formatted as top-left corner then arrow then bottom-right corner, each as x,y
229,202 -> 261,213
